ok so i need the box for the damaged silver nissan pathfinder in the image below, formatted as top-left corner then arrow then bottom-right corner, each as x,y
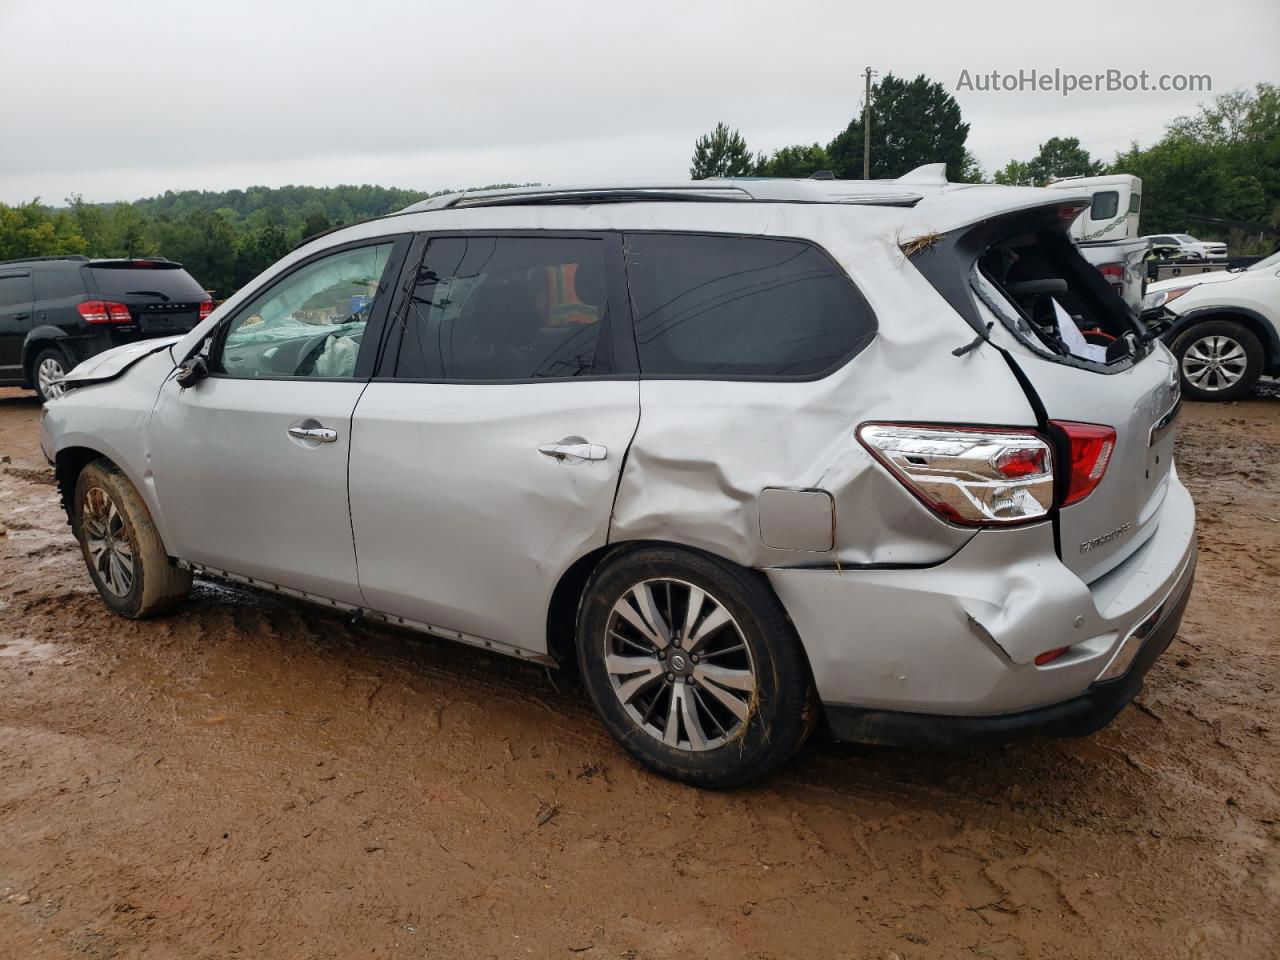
40,165 -> 1196,787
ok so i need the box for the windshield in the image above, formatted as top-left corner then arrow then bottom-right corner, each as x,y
1248,251 -> 1280,272
1174,235 -> 1198,243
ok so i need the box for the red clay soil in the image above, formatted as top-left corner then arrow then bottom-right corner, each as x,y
1,384 -> 1277,959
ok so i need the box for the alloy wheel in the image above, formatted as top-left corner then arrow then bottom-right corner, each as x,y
81,486 -> 135,597
1182,335 -> 1248,392
603,578 -> 756,751
37,356 -> 66,400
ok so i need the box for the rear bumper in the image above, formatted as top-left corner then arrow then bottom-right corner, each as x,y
767,471 -> 1197,738
823,548 -> 1194,746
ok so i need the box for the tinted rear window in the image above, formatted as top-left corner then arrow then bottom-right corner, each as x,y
0,273 -> 33,308
87,265 -> 206,302
623,233 -> 875,378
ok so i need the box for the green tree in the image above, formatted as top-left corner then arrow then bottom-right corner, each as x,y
826,73 -> 971,180
1110,84 -> 1280,239
752,143 -> 831,178
690,122 -> 753,179
993,138 -> 1104,186
0,200 -> 86,260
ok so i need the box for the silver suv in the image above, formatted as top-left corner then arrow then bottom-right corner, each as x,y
41,168 -> 1197,786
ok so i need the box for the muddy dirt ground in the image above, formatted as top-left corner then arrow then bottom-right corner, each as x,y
0,385 -> 1277,960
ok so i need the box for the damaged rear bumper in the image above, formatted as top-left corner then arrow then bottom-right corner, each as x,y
766,474 -> 1197,744
822,550 -> 1194,746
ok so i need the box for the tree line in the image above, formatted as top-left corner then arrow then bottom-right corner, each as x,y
0,183 -> 522,297
690,76 -> 1279,251
2,78 -> 1276,293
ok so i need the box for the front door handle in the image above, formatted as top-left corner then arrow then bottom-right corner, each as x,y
538,439 -> 607,462
288,425 -> 338,443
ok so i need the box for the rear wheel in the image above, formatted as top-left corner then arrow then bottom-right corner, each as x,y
576,546 -> 817,788
73,459 -> 192,618
1172,319 -> 1263,402
33,347 -> 69,403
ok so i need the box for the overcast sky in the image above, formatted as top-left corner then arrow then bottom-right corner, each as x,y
1,0 -> 1276,204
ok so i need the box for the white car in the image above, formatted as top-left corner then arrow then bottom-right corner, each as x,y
40,172 -> 1196,786
1144,251 -> 1280,400
1143,234 -> 1228,260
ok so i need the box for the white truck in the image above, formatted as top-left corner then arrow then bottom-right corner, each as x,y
1046,173 -> 1149,313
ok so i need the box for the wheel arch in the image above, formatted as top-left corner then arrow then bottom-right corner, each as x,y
544,538 -> 811,675
54,446 -> 113,523
22,327 -> 73,387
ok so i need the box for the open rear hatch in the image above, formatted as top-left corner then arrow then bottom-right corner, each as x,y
911,201 -> 1181,583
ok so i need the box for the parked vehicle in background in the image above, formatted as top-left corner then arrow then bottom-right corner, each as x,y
41,169 -> 1196,786
1141,234 -> 1228,261
0,255 -> 211,402
1143,250 -> 1280,400
1046,174 -> 1149,313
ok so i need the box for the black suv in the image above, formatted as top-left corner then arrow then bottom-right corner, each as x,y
0,255 -> 211,402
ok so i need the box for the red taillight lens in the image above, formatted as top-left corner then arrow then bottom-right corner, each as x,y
1051,420 -> 1116,506
198,299 -> 214,321
77,300 -> 133,324
1097,262 -> 1124,293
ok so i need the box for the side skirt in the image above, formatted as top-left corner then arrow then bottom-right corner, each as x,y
175,559 -> 556,666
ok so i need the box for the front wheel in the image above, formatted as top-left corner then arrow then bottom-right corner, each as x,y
73,459 -> 192,618
1171,319 -> 1263,402
576,546 -> 818,788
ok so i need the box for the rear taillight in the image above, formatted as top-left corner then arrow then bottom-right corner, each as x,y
77,300 -> 133,324
1051,420 -> 1116,506
198,299 -> 214,321
1097,262 -> 1124,294
857,423 -> 1055,526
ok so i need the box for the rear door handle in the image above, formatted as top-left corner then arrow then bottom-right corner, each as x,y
288,425 -> 338,443
538,440 -> 607,462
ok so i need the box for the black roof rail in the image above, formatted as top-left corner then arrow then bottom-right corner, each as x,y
0,254 -> 91,267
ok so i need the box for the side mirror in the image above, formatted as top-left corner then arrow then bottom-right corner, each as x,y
174,355 -> 208,389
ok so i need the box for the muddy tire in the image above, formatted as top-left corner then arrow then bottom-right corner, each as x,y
1171,319 -> 1263,402
73,459 -> 192,618
576,545 -> 818,788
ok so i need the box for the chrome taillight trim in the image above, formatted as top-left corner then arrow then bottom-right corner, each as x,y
857,422 -> 1055,527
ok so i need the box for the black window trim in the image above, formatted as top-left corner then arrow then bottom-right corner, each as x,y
205,233 -> 412,384
371,229 -> 638,385
620,228 -> 878,383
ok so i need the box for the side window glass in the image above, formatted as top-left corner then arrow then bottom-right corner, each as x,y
394,236 -> 610,381
0,273 -> 33,308
623,233 -> 875,378
215,243 -> 393,379
1128,193 -> 1141,215
1090,191 -> 1119,220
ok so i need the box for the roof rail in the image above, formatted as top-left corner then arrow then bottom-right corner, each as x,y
0,254 -> 91,267
400,179 -> 924,213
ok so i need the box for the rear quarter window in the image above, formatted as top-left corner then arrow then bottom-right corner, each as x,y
33,268 -> 87,301
623,233 -> 875,378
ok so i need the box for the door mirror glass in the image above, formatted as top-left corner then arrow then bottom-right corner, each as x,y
215,243 -> 394,379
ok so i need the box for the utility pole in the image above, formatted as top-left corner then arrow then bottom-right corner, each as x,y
862,66 -> 876,180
